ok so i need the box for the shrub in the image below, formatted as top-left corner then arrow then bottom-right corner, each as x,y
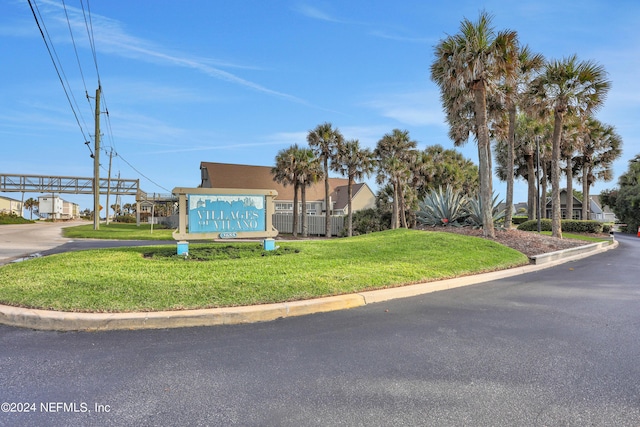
512,216 -> 529,225
113,214 -> 136,223
466,193 -> 505,228
517,219 -> 604,233
416,186 -> 468,227
340,208 -> 390,236
517,219 -> 552,232
561,220 -> 603,233
0,213 -> 33,225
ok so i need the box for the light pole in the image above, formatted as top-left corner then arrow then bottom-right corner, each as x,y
536,136 -> 542,233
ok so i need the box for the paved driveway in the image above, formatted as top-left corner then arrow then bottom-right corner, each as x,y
0,221 -> 78,265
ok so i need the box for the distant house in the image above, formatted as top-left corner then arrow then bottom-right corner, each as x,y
513,202 -> 528,215
588,195 -> 618,222
0,195 -> 23,216
38,195 -> 79,220
535,190 -> 617,222
199,162 -> 376,216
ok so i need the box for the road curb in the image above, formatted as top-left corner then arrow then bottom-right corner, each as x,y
0,239 -> 618,332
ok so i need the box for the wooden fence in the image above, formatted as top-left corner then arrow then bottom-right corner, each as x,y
272,214 -> 344,236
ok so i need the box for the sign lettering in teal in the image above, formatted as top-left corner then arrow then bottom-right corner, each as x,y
188,194 -> 266,234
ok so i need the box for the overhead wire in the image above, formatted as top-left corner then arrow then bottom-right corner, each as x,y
27,0 -> 90,144
31,0 -> 170,194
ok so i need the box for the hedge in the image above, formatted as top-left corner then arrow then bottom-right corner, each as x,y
517,219 -> 605,233
512,216 -> 529,225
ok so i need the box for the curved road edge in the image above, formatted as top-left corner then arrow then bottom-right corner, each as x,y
0,239 -> 619,332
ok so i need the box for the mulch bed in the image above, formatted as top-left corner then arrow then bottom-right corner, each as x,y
418,226 -> 604,258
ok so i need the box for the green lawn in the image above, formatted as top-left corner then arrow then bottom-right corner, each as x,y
62,222 -> 174,240
539,231 -> 609,242
0,229 -> 528,313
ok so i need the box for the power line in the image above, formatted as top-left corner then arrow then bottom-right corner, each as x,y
80,0 -> 101,84
27,0 -> 89,143
31,0 -> 168,195
61,0 -> 91,109
114,152 -> 172,193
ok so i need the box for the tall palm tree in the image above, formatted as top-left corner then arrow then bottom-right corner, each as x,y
308,122 -> 344,237
332,139 -> 376,237
431,11 -> 518,238
500,44 -> 545,228
529,55 -> 611,237
375,129 -> 417,229
296,147 -> 324,237
272,144 -> 302,237
575,118 -> 622,220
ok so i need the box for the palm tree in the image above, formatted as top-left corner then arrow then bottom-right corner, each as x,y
375,129 -> 417,229
272,144 -> 302,237
296,148 -> 324,237
529,55 -> 611,237
307,122 -> 344,237
413,145 -> 479,200
24,197 -> 38,219
500,44 -> 545,228
332,139 -> 376,237
431,11 -> 518,238
575,118 -> 622,219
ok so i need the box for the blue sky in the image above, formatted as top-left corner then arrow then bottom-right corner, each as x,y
2,1 -> 639,213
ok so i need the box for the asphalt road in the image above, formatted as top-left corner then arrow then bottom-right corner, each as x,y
1,234 -> 639,426
0,221 -> 173,265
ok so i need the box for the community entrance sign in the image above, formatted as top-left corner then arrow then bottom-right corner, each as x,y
172,187 -> 278,253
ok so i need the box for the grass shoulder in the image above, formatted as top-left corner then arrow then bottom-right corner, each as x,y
62,222 -> 174,240
538,231 -> 609,242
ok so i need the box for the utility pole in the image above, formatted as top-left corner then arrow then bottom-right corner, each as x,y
93,85 -> 101,230
105,148 -> 113,225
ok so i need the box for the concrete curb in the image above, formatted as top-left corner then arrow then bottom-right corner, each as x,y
0,239 -> 618,332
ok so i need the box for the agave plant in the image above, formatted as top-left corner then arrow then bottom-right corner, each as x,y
416,186 -> 468,226
466,192 -> 506,228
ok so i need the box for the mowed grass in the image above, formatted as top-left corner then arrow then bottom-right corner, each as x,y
0,229 -> 528,313
62,223 -> 174,240
539,231 -> 609,242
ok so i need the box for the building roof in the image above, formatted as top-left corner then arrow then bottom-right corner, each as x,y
0,195 -> 21,203
200,162 -> 351,202
332,182 -> 368,211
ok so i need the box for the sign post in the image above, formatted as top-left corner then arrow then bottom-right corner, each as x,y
171,187 -> 278,254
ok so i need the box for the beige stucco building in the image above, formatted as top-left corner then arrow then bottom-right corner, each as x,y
0,195 -> 23,216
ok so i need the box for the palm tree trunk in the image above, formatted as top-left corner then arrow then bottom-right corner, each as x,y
292,182 -> 299,238
505,106 -> 516,228
525,153 -> 536,220
301,184 -> 308,237
398,180 -> 408,229
582,163 -> 590,220
473,82 -> 495,238
565,160 -> 573,219
391,181 -> 399,229
347,176 -> 353,237
551,110 -> 563,238
541,161 -> 549,218
324,158 -> 331,238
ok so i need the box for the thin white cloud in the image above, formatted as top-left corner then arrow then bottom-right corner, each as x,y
293,4 -> 343,23
364,90 -> 446,127
35,0 -> 309,105
368,30 -> 433,44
